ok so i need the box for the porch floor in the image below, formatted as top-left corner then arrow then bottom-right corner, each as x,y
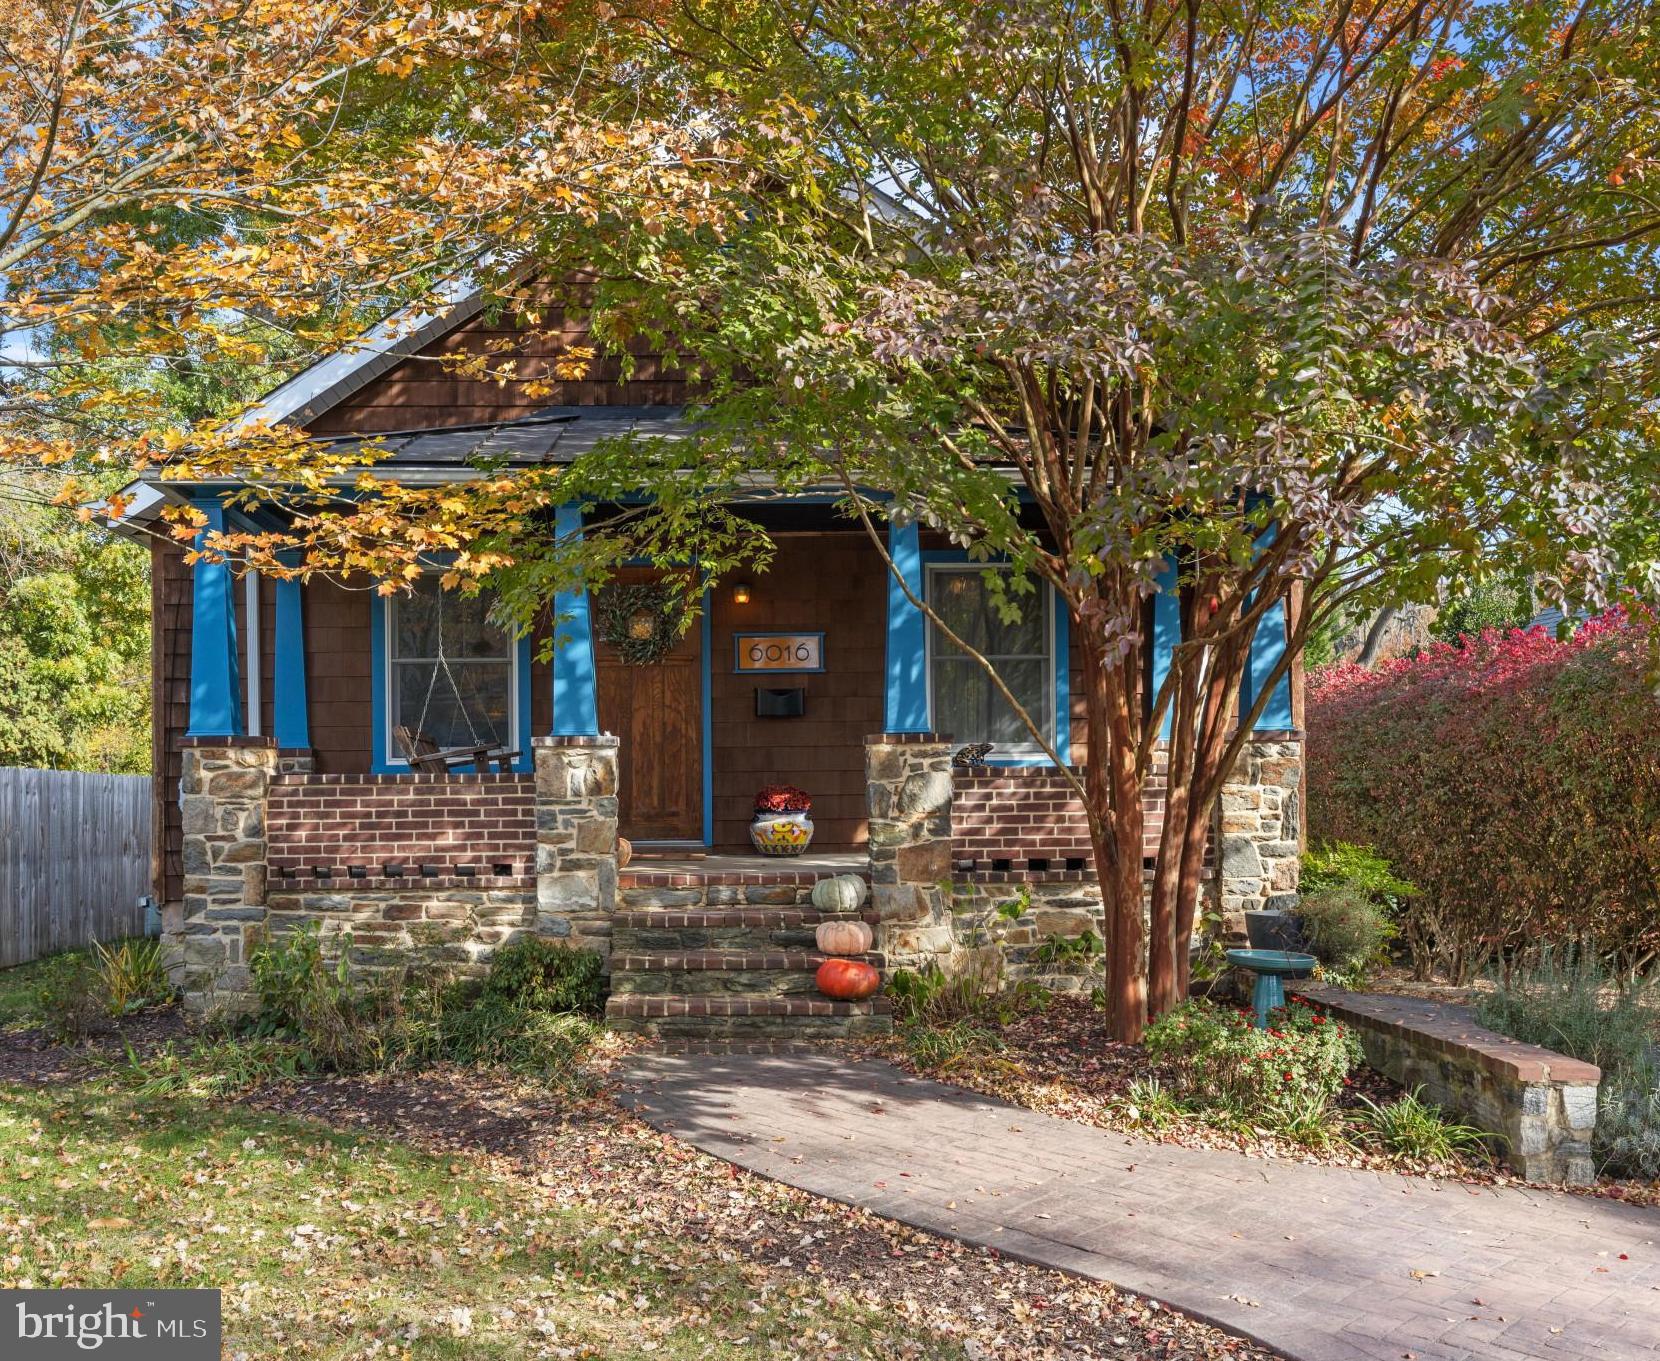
619,850 -> 865,887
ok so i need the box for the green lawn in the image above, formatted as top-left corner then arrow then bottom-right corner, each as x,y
0,952 -> 75,1030
0,1080 -> 958,1360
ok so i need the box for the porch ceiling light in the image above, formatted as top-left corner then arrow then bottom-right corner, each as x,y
732,581 -> 753,605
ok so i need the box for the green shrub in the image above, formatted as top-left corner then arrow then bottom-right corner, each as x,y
243,924 -> 606,1079
1352,1088 -> 1493,1162
479,937 -> 605,1017
900,1017 -> 1004,1069
1300,842 -> 1416,910
34,951 -> 110,1043
1474,951 -> 1659,1078
1599,1068 -> 1660,1181
440,1000 -> 601,1082
93,938 -> 173,1015
1296,887 -> 1396,986
887,958 -> 1045,1027
246,924 -> 397,1071
1143,999 -> 1361,1127
1475,951 -> 1660,1178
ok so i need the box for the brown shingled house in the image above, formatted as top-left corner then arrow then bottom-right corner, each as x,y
114,289 -> 1305,1036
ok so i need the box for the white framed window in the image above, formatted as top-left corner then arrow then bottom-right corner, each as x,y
926,565 -> 1055,758
385,576 -> 518,761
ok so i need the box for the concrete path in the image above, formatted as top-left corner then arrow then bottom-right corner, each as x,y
618,1049 -> 1660,1361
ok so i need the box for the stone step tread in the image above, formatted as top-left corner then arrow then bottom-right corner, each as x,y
613,909 -> 880,928
611,950 -> 881,972
606,993 -> 892,1019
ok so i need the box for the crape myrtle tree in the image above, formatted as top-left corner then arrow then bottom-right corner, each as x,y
519,0 -> 1660,1041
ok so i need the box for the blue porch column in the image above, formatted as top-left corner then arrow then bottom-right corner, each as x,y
185,499 -> 243,738
1246,592 -> 1294,729
551,502 -> 599,736
1244,525 -> 1294,730
1151,556 -> 1181,739
272,555 -> 311,750
883,517 -> 930,733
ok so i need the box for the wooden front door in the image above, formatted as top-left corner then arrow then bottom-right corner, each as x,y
594,574 -> 703,842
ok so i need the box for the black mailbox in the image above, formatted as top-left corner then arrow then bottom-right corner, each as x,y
755,686 -> 806,718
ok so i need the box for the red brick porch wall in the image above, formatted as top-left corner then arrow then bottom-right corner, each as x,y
950,759 -> 1171,873
266,773 -> 536,884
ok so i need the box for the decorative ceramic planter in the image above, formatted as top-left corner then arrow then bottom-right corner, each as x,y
749,810 -> 814,857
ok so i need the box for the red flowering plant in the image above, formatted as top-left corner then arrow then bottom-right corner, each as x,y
1308,610 -> 1660,980
1143,998 -> 1361,1125
754,784 -> 812,814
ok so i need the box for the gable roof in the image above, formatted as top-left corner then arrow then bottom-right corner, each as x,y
231,277 -> 488,432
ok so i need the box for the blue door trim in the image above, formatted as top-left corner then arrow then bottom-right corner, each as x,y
701,589 -> 713,846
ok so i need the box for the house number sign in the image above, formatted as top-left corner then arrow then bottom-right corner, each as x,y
734,632 -> 825,673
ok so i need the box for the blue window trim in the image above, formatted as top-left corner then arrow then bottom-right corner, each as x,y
919,552 -> 1071,768
369,584 -> 532,774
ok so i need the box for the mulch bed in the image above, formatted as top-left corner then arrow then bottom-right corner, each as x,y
245,1065 -> 1280,1360
0,1008 -> 191,1085
871,994 -> 1660,1207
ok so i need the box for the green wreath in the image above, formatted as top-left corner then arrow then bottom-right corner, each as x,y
595,583 -> 681,665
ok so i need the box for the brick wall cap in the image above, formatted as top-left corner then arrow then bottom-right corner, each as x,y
180,734 -> 277,749
864,732 -> 952,745
1294,983 -> 1602,1085
533,734 -> 620,749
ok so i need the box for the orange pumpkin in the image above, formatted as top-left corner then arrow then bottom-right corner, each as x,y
814,919 -> 874,956
816,958 -> 880,1001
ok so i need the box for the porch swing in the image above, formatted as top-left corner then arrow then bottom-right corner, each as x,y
391,595 -> 522,774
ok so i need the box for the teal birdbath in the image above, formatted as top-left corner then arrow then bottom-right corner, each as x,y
1225,949 -> 1318,1028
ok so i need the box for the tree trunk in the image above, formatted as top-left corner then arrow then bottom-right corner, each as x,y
1078,627 -> 1147,1043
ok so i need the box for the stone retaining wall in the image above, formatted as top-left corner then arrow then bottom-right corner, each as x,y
1295,983 -> 1601,1185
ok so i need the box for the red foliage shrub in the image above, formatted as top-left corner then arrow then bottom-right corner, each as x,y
754,784 -> 812,813
1307,611 -> 1660,978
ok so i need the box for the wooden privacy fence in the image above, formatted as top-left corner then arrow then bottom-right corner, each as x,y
0,767 -> 152,967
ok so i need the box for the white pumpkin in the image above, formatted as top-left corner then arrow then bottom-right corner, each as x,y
815,918 -> 874,956
810,873 -> 868,913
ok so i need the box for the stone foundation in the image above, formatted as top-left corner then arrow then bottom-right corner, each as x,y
265,881 -> 535,974
169,738 -> 278,1010
532,735 -> 620,963
1216,735 -> 1303,923
865,735 -> 957,972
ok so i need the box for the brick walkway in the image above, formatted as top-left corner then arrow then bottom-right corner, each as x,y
617,1049 -> 1660,1361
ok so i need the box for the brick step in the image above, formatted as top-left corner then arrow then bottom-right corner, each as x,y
613,908 -> 878,953
610,950 -> 882,997
605,992 -> 892,1039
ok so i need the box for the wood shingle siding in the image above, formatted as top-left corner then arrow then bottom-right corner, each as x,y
306,296 -> 687,435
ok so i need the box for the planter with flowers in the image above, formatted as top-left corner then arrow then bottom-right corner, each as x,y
750,785 -> 814,857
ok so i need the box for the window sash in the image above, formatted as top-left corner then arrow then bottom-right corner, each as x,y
383,582 -> 519,765
925,565 -> 1055,753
